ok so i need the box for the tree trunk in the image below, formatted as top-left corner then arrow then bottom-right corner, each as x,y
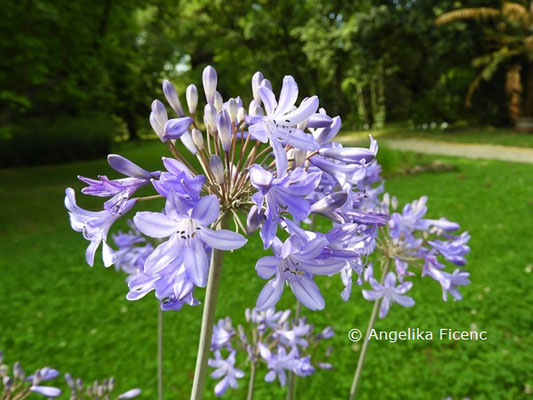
524,62 -> 533,118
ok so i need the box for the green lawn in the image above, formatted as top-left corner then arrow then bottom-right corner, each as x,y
1,141 -> 532,399
342,124 -> 533,148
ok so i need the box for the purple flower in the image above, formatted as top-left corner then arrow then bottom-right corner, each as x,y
362,272 -> 415,318
255,235 -> 345,311
118,388 -> 142,398
208,351 -> 244,396
429,232 -> 471,266
276,318 -> 311,348
245,308 -> 291,332
249,165 -> 321,248
440,269 -> 471,301
389,196 -> 430,241
133,191 -> 246,287
78,155 -> 159,214
292,355 -> 315,377
30,385 -> 61,397
258,343 -> 299,386
152,158 -> 206,205
112,229 -> 153,276
246,75 -> 320,173
211,317 -> 235,351
65,188 -> 136,267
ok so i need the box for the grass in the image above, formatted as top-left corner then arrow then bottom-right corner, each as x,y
341,124 -> 533,148
1,140 -> 532,399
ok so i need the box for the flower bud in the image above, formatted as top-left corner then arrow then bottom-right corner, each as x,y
237,107 -> 246,123
150,100 -> 168,141
186,84 -> 198,114
162,79 -> 185,117
65,373 -> 75,389
202,65 -> 217,104
246,205 -> 264,234
209,155 -> 224,184
227,98 -> 238,123
180,131 -> 197,155
191,128 -> 204,150
214,91 -> 223,111
2,376 -> 12,391
216,109 -> 232,152
251,71 -> 264,104
13,362 -> 24,380
204,104 -> 217,132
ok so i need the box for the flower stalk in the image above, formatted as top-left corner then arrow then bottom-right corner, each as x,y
348,260 -> 390,400
190,216 -> 230,400
157,306 -> 163,400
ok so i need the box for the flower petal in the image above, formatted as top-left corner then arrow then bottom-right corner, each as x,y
289,276 -> 325,310
282,96 -> 319,125
134,212 -> 177,238
255,256 -> 281,279
199,228 -> 247,251
256,274 -> 284,310
107,154 -> 152,179
184,241 -> 209,287
191,195 -> 220,226
259,85 -> 277,115
274,75 -> 298,116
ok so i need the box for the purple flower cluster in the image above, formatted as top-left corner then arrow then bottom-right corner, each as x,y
339,164 -> 471,317
0,351 -> 61,398
64,373 -> 140,400
65,66 -> 384,312
208,308 -> 334,397
0,351 -> 140,400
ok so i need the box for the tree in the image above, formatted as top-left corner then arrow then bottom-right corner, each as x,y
436,1 -> 533,121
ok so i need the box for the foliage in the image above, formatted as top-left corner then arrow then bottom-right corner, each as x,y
436,1 -> 533,120
0,115 -> 120,167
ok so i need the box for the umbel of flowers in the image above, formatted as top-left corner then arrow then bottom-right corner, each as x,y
65,66 -> 470,399
0,351 -> 140,400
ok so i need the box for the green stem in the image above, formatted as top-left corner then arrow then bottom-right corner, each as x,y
190,217 -> 229,400
158,306 -> 163,400
285,301 -> 302,400
246,362 -> 257,400
348,260 -> 390,400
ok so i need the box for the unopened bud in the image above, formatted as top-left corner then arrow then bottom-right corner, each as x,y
202,65 -> 217,104
192,129 -> 204,150
180,131 -> 197,155
237,107 -> 246,123
214,91 -> 223,111
150,100 -> 168,142
246,205 -> 264,234
186,84 -> 198,114
204,104 -> 217,132
251,71 -> 264,104
216,109 -> 232,152
162,79 -> 185,117
227,98 -> 238,123
209,155 -> 224,184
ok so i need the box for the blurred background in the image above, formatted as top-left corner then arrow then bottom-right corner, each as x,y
1,1 -> 532,399
2,0 -> 533,166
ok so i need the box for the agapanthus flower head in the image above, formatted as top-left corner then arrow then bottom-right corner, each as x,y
65,65 -> 382,314
0,352 -> 61,399
208,308 -> 334,397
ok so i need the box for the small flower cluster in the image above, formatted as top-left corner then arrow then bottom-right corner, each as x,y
0,351 -> 61,399
0,351 -> 140,400
339,164 -> 471,318
64,373 -> 140,400
208,308 -> 334,397
65,66 -> 386,312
